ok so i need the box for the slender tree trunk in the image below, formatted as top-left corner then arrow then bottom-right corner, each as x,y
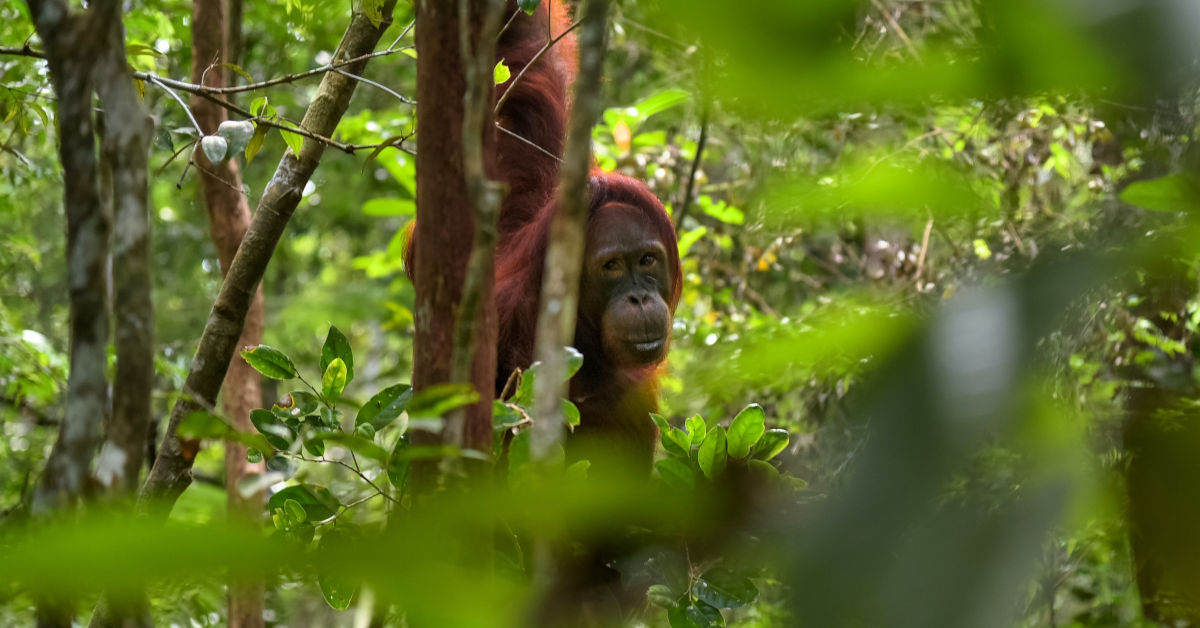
411,0 -> 499,484
189,0 -> 266,626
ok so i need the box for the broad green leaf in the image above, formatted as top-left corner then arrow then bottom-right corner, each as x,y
1120,173 -> 1200,213
563,400 -> 580,430
632,88 -> 691,122
317,528 -> 360,610
321,326 -> 354,384
241,345 -> 298,380
517,0 -> 540,14
694,568 -> 758,609
250,408 -> 296,449
747,459 -> 780,483
650,413 -> 670,433
283,498 -> 307,524
697,426 -> 728,479
494,60 -> 512,84
660,426 -> 690,458
245,122 -> 267,163
322,358 -> 348,400
685,415 -> 707,446
281,128 -> 303,155
267,484 -> 340,522
362,198 -> 415,216
655,458 -> 695,491
647,584 -> 678,608
564,346 -> 584,378
752,428 -> 790,461
313,432 -> 390,462
356,384 -> 413,430
177,411 -> 231,440
275,391 -> 320,416
667,600 -> 724,628
727,404 -> 766,459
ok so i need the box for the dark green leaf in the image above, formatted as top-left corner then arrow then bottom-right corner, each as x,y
667,601 -> 725,628
250,408 -> 296,449
727,404 -> 766,459
267,485 -> 340,522
747,459 -> 780,483
317,528 -> 360,610
240,345 -> 298,380
694,568 -> 758,609
1120,174 -> 1200,213
655,458 -> 695,491
647,584 -> 678,608
685,415 -> 707,446
697,426 -> 728,479
322,358 -> 348,400
517,0 -> 540,15
321,326 -> 354,384
356,384 -> 413,430
752,428 -> 790,461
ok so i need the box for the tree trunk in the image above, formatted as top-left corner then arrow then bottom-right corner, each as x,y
189,0 -> 266,626
411,0 -> 499,483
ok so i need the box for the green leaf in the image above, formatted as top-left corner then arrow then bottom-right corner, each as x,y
177,411 -> 232,440
564,346 -> 584,378
246,448 -> 263,463
660,425 -> 689,458
245,122 -> 267,163
1120,173 -> 1200,213
241,345 -> 298,380
276,391 -> 321,416
494,60 -> 512,84
284,498 -> 307,524
650,413 -> 670,433
321,326 -> 355,385
694,568 -> 758,609
752,428 -> 790,461
408,383 -> 480,418
362,198 -> 415,216
355,384 -> 413,430
313,432 -> 390,462
727,404 -> 766,459
655,458 -> 695,491
317,528 -> 360,610
563,400 -> 580,430
322,358 -> 348,400
647,584 -> 678,608
517,0 -> 540,14
632,88 -> 691,122
747,459 -> 780,483
697,426 -> 728,479
250,408 -> 296,449
566,459 -> 590,481
685,415 -> 707,446
281,128 -> 303,155
387,434 -> 411,490
667,600 -> 725,628
268,485 -> 340,522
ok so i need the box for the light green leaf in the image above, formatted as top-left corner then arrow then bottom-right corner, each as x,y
727,404 -> 765,459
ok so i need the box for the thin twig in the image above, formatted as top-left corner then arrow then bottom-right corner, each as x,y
870,0 -> 920,60
145,74 -> 204,135
673,111 -> 709,230
496,123 -> 562,162
332,68 -> 415,104
131,46 -> 414,96
494,17 -> 583,113
0,44 -> 45,59
387,19 -> 416,50
914,217 -> 933,290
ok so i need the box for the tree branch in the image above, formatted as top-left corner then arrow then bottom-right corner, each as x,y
530,0 -> 610,459
136,0 -> 400,517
